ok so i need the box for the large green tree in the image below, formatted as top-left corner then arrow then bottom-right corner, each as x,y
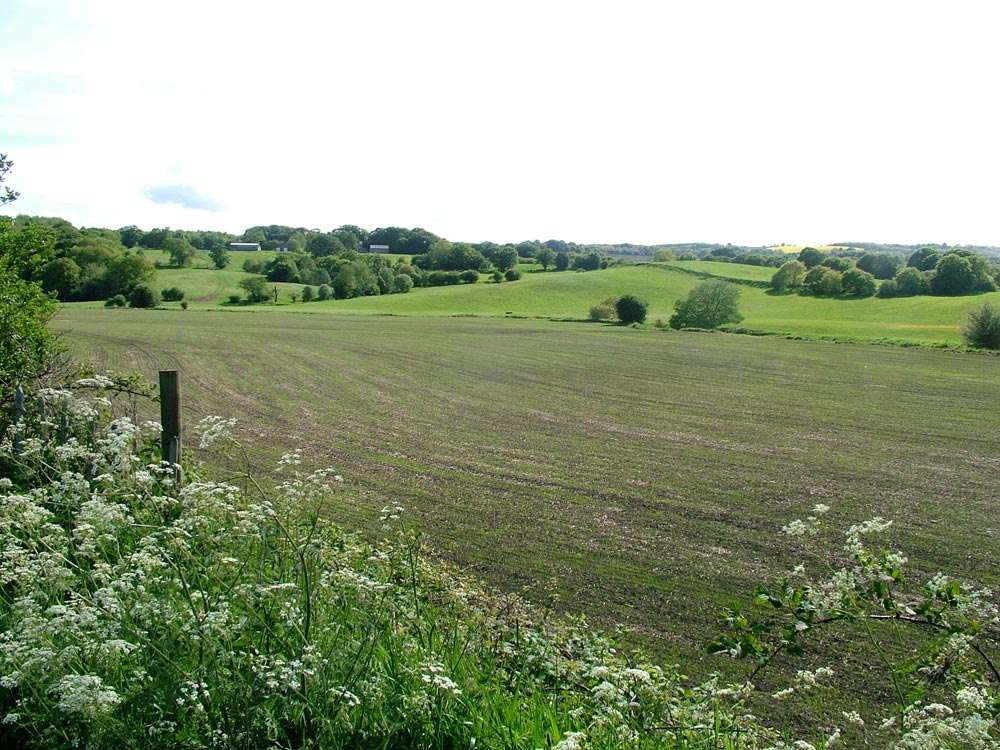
669,281 -> 743,330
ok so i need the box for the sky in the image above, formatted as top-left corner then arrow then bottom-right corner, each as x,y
1,1 -> 998,247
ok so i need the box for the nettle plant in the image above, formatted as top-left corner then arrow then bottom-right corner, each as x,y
710,505 -> 1000,749
0,377 -> 780,750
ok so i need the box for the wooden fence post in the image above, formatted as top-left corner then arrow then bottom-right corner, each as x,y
159,370 -> 181,482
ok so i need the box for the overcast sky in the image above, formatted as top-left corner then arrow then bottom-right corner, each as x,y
2,1 -> 997,247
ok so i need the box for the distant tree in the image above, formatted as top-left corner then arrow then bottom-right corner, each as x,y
652,248 -> 676,262
841,267 -> 877,297
616,294 -> 648,325
907,247 -> 941,271
160,286 -> 185,302
669,281 -> 743,329
104,294 -> 127,308
163,237 -> 197,268
804,266 -> 843,296
104,252 -> 155,297
301,285 -> 315,302
307,233 -> 346,258
876,279 -> 898,298
554,252 -> 570,271
140,227 -> 170,250
333,260 -> 378,299
40,257 -> 81,300
536,247 -> 556,270
820,256 -> 854,272
930,254 -> 976,295
676,252 -> 698,261
769,260 -> 807,291
516,241 -> 540,258
267,255 -> 301,283
491,247 -> 519,273
461,269 -> 481,284
797,247 -> 827,269
962,301 -> 1000,349
589,296 -> 619,321
118,225 -> 143,248
317,284 -> 333,301
413,241 -> 487,272
571,252 -> 603,271
893,267 -> 930,296
391,273 -> 413,293
856,252 -> 904,280
239,276 -> 271,303
504,269 -> 521,282
243,257 -> 266,274
209,245 -> 230,269
128,284 -> 159,308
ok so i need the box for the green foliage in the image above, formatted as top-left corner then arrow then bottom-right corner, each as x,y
908,247 -> 942,272
820,256 -> 855,272
300,285 -> 315,302
104,294 -> 127,308
589,296 -> 619,321
769,260 -> 807,291
615,294 -> 648,325
931,254 -> 976,295
1,153 -> 20,205
554,251 -> 571,271
669,281 -> 743,329
160,286 -> 185,302
961,301 -> 1000,349
391,273 -> 413,294
857,252 -> 904,280
894,266 -> 931,296
803,266 -> 843,296
127,284 -> 159,308
491,246 -> 519,273
413,241 -> 487,272
571,252 -> 604,271
238,276 -> 271,303
652,248 -> 676,262
536,247 -> 556,269
504,268 -> 522,282
841,267 -> 877,297
316,284 -> 333,301
209,245 -> 230,269
797,247 -> 827,269
242,257 -> 266,274
332,260 -> 377,299
162,236 -> 197,267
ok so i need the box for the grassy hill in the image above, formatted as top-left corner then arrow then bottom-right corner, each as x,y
140,259 -> 1000,348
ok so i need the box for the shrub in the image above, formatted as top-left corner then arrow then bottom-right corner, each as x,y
841,267 -> 877,297
589,296 -> 619,321
804,266 -> 843,296
491,271 -> 503,283
301,285 -> 315,302
894,266 -> 931,296
876,279 -> 898,298
180,300 -> 188,310
316,284 -> 333,301
160,286 -> 185,302
504,269 -> 522,282
769,260 -> 806,291
460,269 -> 481,284
227,293 -> 242,305
128,284 -> 159,308
391,274 -> 413,294
962,301 -> 1000,349
104,294 -> 127,308
669,281 -> 743,330
615,294 -> 648,325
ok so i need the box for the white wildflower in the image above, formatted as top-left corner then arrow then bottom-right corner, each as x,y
553,732 -> 587,750
50,674 -> 121,717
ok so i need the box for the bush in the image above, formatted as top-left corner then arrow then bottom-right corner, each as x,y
962,301 -> 1000,349
669,281 -> 742,330
491,271 -> 503,283
227,293 -> 242,305
160,286 -> 185,302
301,285 -> 315,302
841,267 -> 877,297
460,269 -> 480,284
503,269 -> 521,282
876,279 -> 898,298
769,260 -> 806,291
589,296 -> 619,321
391,274 -> 413,294
180,300 -> 188,310
128,284 -> 159,308
104,294 -> 127,308
316,284 -> 333,301
893,266 -> 931,296
615,294 -> 648,325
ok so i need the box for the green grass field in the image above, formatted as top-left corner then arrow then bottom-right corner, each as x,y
143,259 -> 1000,348
52,308 -> 1000,696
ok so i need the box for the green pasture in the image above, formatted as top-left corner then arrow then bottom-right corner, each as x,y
52,308 -> 1000,697
138,259 -> 999,347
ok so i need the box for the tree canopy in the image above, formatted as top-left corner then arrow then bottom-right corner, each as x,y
669,281 -> 743,330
